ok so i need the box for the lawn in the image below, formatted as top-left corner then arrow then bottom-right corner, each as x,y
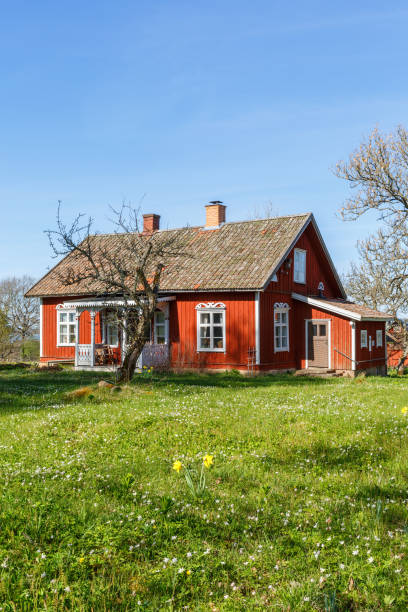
0,367 -> 407,610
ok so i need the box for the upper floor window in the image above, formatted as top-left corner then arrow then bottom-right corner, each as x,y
154,311 -> 166,344
294,248 -> 306,284
361,329 -> 367,348
274,303 -> 290,352
57,309 -> 76,345
196,303 -> 226,352
376,329 -> 383,347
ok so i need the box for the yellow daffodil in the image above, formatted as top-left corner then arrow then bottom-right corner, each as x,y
79,557 -> 85,564
203,454 -> 214,468
402,406 -> 408,415
173,460 -> 182,473
186,569 -> 191,575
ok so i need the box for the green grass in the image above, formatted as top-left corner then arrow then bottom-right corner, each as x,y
0,367 -> 408,610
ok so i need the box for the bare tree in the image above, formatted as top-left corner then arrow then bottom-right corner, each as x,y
0,310 -> 13,361
0,276 -> 39,358
46,203 -> 189,382
335,125 -> 408,370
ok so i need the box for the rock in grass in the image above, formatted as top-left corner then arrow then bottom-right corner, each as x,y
98,380 -> 114,388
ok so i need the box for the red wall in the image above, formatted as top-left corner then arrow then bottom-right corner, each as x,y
293,302 -> 353,370
259,293 -> 296,369
41,297 -> 103,361
266,222 -> 342,298
355,321 -> 387,371
169,292 -> 255,369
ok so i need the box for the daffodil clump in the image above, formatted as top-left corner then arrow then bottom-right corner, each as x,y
173,455 -> 214,498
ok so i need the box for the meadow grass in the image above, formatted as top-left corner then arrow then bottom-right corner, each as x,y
0,366 -> 407,610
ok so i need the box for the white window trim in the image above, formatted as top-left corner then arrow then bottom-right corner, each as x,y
154,310 -> 167,345
293,248 -> 306,284
376,329 -> 383,347
361,329 -> 368,348
195,303 -> 226,353
56,307 -> 77,347
274,303 -> 290,353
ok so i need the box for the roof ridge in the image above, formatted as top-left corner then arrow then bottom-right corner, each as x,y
87,213 -> 312,238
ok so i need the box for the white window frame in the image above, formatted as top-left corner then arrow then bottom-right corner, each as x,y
376,329 -> 383,347
56,307 -> 76,346
195,302 -> 226,353
274,303 -> 290,353
293,248 -> 306,284
154,310 -> 167,344
105,321 -> 119,347
361,329 -> 368,348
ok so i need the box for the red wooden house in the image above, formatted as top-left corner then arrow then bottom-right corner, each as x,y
26,202 -> 391,375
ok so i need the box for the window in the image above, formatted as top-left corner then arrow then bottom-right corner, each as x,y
294,248 -> 306,284
361,329 -> 367,348
106,321 -> 119,346
376,329 -> 383,347
319,324 -> 326,336
196,305 -> 225,351
274,306 -> 289,351
57,309 -> 76,345
154,311 -> 166,344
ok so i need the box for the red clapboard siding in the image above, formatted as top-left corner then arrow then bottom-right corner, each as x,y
259,293 -> 296,369
293,302 -> 353,370
355,321 -> 387,371
41,296 -> 103,361
169,292 -> 255,369
266,222 -> 342,298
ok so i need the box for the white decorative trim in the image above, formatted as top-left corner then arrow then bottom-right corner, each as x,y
195,302 -> 226,310
274,302 -> 290,310
255,292 -> 260,365
361,329 -> 368,348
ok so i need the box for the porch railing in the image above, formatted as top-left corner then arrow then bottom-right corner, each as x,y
138,343 -> 170,369
77,344 -> 93,367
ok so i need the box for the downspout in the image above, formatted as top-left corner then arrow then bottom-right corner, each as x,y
350,321 -> 356,372
39,298 -> 43,359
255,291 -> 260,365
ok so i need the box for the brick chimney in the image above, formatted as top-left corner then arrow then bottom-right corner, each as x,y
143,213 -> 160,233
205,201 -> 226,228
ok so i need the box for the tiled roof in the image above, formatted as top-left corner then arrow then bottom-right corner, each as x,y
27,214 -> 313,297
293,293 -> 392,320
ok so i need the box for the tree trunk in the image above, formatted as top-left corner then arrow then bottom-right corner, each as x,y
117,339 -> 146,383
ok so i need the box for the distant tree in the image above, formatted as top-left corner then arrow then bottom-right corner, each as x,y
0,309 -> 13,361
46,203 -> 189,383
0,276 -> 39,358
336,125 -> 408,370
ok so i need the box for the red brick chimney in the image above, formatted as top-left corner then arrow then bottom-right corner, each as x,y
143,214 -> 160,233
205,201 -> 226,228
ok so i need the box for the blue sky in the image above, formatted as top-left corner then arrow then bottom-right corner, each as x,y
1,1 -> 408,280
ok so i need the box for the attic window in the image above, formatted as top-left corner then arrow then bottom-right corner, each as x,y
294,249 -> 306,284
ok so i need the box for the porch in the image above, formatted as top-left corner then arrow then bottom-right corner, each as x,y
59,297 -> 173,371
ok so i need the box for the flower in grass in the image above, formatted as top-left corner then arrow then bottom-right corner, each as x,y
402,407 -> 408,415
203,454 -> 214,468
78,557 -> 85,564
172,460 -> 182,473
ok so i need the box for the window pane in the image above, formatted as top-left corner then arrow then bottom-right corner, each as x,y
312,325 -> 317,336
59,312 -> 67,322
155,311 -> 165,323
200,326 -> 211,338
281,312 -> 287,324
60,324 -> 67,335
69,331 -> 76,343
276,336 -> 281,348
200,337 -> 210,348
319,325 -> 326,336
200,313 -> 210,325
68,312 -> 75,322
213,326 -> 223,338
275,311 -> 281,323
275,326 -> 281,338
213,312 -> 223,324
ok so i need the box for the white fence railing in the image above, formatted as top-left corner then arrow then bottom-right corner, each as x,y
77,344 -> 93,366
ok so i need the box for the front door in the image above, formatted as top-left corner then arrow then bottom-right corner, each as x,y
307,321 -> 328,368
